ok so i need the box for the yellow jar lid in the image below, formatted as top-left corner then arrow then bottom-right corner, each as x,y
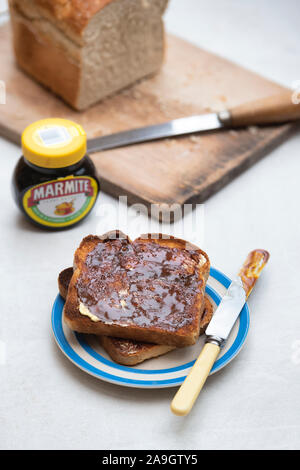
22,118 -> 87,169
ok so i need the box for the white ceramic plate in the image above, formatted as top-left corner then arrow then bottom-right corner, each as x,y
52,267 -> 250,388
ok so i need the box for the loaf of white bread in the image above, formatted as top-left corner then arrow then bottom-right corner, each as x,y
9,0 -> 169,110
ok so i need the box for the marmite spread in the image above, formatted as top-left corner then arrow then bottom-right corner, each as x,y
12,118 -> 99,230
76,236 -> 204,331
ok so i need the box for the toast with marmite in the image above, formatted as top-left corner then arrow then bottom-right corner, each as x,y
63,231 -> 211,348
59,267 -> 214,366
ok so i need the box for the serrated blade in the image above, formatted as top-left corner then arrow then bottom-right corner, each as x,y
205,277 -> 246,341
87,113 -> 223,153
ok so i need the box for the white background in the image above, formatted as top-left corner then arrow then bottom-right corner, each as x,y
1,0 -> 300,450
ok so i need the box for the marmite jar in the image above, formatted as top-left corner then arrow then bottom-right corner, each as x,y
12,118 -> 100,230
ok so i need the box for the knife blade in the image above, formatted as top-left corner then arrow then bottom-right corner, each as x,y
87,91 -> 300,153
204,276 -> 246,342
171,249 -> 270,416
87,113 -> 223,153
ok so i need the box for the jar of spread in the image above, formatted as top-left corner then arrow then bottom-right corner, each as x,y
12,118 -> 100,230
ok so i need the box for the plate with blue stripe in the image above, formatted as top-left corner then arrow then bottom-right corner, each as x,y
51,267 -> 250,388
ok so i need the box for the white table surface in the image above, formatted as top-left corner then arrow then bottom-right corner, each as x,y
1,0 -> 300,450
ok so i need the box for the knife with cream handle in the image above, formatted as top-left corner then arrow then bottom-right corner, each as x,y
171,249 -> 270,416
87,92 -> 300,152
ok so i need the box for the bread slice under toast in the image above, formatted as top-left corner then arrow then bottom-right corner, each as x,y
59,267 -> 213,366
63,231 -> 210,347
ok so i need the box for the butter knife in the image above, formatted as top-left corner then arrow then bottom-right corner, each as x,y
87,92 -> 300,153
171,249 -> 270,416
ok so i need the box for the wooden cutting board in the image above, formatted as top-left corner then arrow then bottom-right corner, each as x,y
0,23 -> 294,208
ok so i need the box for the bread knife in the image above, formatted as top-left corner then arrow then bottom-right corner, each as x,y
87,92 -> 300,153
171,249 -> 270,416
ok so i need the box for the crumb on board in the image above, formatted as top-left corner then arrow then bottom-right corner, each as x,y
190,135 -> 201,143
132,90 -> 142,99
248,125 -> 259,135
165,139 -> 176,146
229,130 -> 239,137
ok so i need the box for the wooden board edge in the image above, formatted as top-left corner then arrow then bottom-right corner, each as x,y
97,122 -> 298,212
186,123 -> 298,206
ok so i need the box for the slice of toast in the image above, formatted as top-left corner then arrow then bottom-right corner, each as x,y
59,267 -> 214,366
63,231 -> 210,347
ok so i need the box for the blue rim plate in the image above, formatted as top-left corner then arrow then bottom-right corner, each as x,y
51,267 -> 250,388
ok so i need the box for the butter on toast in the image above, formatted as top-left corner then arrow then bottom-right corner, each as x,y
63,231 -> 210,347
58,267 -> 214,366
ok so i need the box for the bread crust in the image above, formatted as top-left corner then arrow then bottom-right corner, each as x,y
63,231 -> 210,347
9,15 -> 81,107
34,1 -> 115,34
32,0 -> 169,34
10,0 -> 115,35
58,266 -> 213,365
58,267 -> 74,300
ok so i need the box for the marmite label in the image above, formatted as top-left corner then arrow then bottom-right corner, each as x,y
22,176 -> 98,227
